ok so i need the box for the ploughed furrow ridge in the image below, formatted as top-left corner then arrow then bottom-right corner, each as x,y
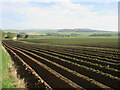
7,43 -> 119,77
3,42 -> 82,89
4,42 -> 119,89
3,41 -> 112,89
9,41 -> 119,69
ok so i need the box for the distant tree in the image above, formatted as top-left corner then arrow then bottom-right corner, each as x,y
19,32 -> 26,34
16,34 -> 20,38
17,34 -> 24,38
2,32 -> 6,39
90,33 -> 112,36
7,32 -> 16,39
25,35 -> 29,38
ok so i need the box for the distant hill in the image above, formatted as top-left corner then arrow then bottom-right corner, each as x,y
57,29 -> 107,32
2,28 -> 117,36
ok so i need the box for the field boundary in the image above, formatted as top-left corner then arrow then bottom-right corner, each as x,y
2,46 -> 27,88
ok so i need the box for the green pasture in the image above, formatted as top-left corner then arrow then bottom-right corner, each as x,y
22,36 -> 118,49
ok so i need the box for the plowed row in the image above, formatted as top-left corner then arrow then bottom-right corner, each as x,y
2,40 -> 120,89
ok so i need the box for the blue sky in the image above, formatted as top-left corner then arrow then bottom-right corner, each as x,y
0,0 -> 118,31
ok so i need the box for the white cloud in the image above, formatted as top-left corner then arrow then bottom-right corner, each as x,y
1,1 -> 118,31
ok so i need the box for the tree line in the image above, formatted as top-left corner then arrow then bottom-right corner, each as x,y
1,31 -> 29,39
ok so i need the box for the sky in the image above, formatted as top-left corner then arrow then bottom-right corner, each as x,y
0,0 -> 119,31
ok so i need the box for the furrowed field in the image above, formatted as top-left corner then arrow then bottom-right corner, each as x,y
2,36 -> 120,89
1,0 -> 119,89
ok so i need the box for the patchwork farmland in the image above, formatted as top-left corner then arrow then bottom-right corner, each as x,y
2,40 -> 120,89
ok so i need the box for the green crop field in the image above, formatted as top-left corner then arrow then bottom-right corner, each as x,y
21,36 -> 118,49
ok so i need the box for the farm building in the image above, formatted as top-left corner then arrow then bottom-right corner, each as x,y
13,37 -> 17,39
